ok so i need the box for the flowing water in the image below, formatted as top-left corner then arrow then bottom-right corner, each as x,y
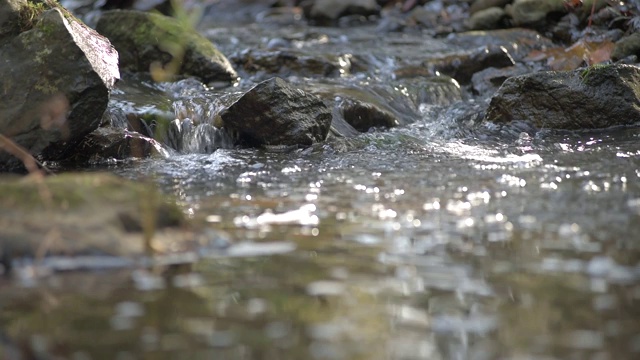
2,20 -> 640,360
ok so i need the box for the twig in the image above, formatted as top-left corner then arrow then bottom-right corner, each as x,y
0,134 -> 53,175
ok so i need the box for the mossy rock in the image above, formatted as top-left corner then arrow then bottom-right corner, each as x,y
0,173 -> 187,264
96,9 -> 237,83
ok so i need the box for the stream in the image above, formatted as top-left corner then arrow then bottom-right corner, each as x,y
2,11 -> 640,360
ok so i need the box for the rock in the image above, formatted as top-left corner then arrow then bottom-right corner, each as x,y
471,64 -> 532,96
0,172 -> 185,267
0,5 -> 119,170
95,10 -> 237,84
309,82 -> 417,131
485,64 -> 640,129
219,77 -> 332,147
301,0 -> 379,22
0,0 -> 26,43
309,76 -> 461,132
470,0 -> 512,14
67,126 -> 170,164
447,28 -> 555,62
428,45 -> 515,84
612,32 -> 640,61
465,7 -> 508,30
200,0 -> 280,25
339,98 -> 398,132
231,49 -> 351,79
505,0 -> 565,27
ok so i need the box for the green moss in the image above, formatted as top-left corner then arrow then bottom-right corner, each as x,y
18,1 -> 47,31
579,63 -> 612,84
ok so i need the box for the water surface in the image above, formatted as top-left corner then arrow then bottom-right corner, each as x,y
2,20 -> 640,360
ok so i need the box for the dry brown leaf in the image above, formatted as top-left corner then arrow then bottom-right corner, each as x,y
524,39 -> 615,71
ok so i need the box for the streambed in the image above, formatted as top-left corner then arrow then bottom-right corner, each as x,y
2,10 -> 640,360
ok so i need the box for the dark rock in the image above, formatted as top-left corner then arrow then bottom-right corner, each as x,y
428,45 -> 515,84
471,64 -> 532,96
68,127 -> 170,163
309,76 -> 461,132
339,98 -> 398,132
231,49 -> 351,79
505,0 -> 565,27
201,0 -> 280,25
95,10 -> 237,84
0,7 -> 119,170
448,28 -> 554,62
0,0 -> 26,44
328,113 -> 361,138
465,7 -> 508,30
612,32 -> 640,61
219,77 -> 332,147
470,0 -> 512,14
406,6 -> 438,29
309,82 -> 417,131
485,64 -> 640,129
300,0 -> 379,22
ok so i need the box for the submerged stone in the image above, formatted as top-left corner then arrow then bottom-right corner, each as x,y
301,0 -> 379,22
0,173 -> 185,268
96,10 -> 237,84
485,64 -> 640,129
231,49 -> 351,79
427,44 -> 515,84
219,77 -> 332,147
68,126 -> 170,164
0,6 -> 119,170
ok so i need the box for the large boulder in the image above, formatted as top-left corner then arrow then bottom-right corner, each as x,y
0,4 -> 119,170
485,64 -> 640,129
219,77 -> 332,147
96,10 -> 237,84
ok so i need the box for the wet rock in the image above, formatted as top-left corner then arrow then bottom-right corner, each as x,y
428,45 -> 515,84
470,0 -> 512,14
471,64 -> 532,96
339,98 -> 398,131
485,64 -> 640,129
200,0 -> 280,25
465,7 -> 508,30
301,0 -> 379,22
231,49 -> 351,79
0,172 -> 185,265
505,0 -> 565,27
406,5 -> 438,29
219,77 -> 332,147
310,76 -> 460,132
310,82 -> 418,131
447,28 -> 555,62
102,0 -> 173,14
68,127 -> 170,163
398,76 -> 463,107
612,32 -> 640,61
0,0 -> 26,43
0,5 -> 119,170
96,10 -> 237,84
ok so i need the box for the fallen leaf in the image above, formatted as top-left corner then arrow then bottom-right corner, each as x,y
524,38 -> 614,71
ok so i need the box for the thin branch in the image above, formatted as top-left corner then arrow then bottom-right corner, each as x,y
0,134 -> 53,175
